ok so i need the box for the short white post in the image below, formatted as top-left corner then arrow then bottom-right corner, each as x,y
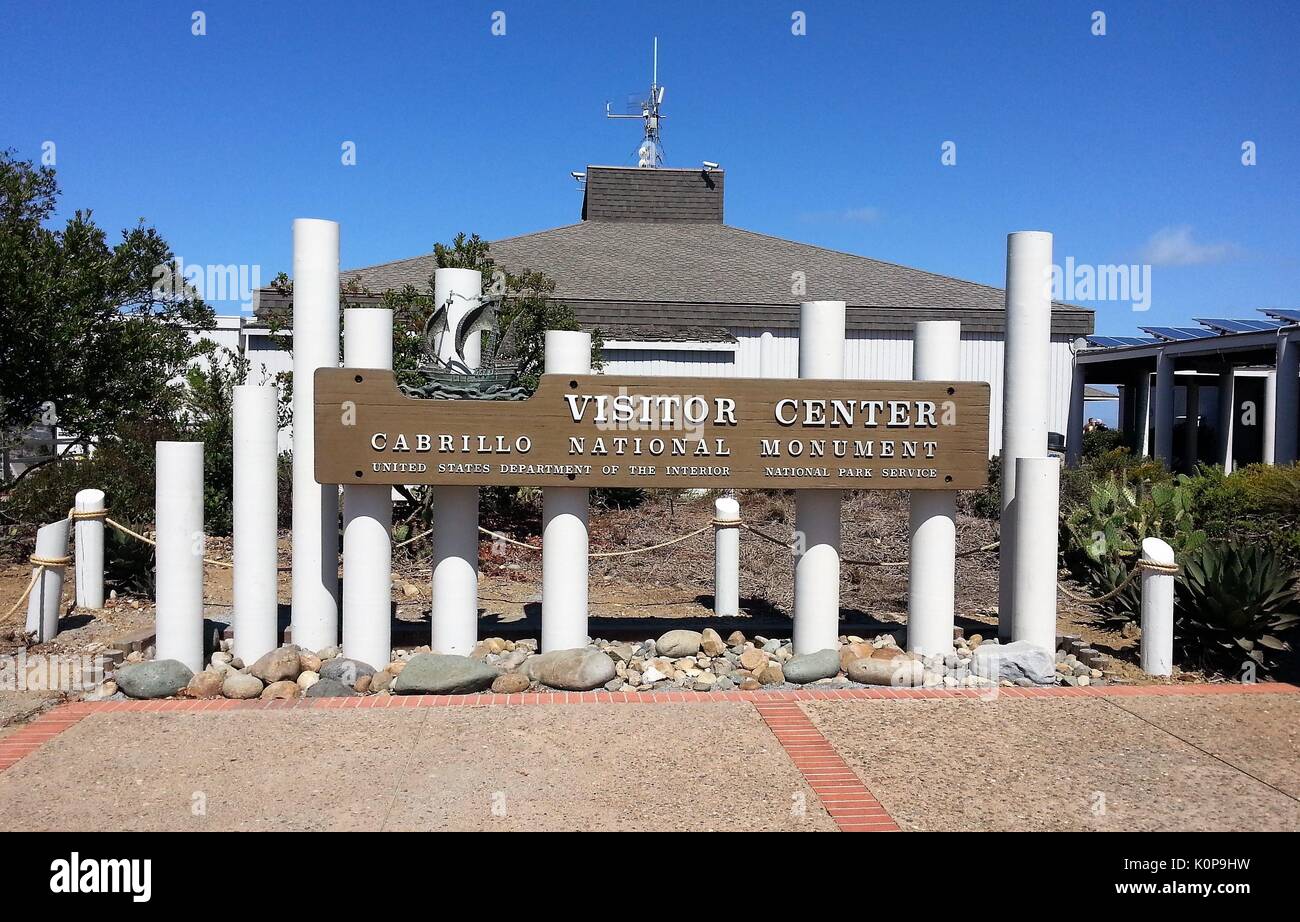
540,329 -> 592,652
907,320 -> 960,657
342,308 -> 394,669
1139,537 -> 1175,677
73,488 -> 105,609
1010,456 -> 1060,654
233,385 -> 280,664
1272,332 -> 1299,465
759,330 -> 777,378
998,231 -> 1052,640
1153,351 -> 1175,467
25,518 -> 70,642
1065,359 -> 1086,468
1217,366 -> 1235,472
793,300 -> 845,655
1263,370 -> 1277,465
713,496 -> 740,617
155,441 -> 205,673
290,218 -> 341,653
429,267 -> 484,656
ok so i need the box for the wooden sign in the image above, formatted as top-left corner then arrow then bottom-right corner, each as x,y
314,369 -> 990,490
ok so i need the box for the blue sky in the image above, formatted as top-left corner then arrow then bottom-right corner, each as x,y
2,0 -> 1297,333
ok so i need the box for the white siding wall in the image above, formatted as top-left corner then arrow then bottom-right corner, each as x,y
600,346 -> 737,376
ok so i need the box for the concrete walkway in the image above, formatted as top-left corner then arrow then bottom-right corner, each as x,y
1,685 -> 1296,832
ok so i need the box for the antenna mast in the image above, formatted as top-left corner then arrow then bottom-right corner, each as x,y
606,37 -> 665,168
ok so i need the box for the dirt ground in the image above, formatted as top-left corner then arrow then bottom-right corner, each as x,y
0,489 -> 1213,702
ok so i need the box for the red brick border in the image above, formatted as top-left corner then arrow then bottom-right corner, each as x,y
753,699 -> 900,832
2,682 -> 1294,775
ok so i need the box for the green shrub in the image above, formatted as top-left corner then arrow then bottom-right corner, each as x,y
1175,540 -> 1300,675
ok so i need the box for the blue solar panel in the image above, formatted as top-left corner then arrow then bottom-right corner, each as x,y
1140,326 -> 1216,342
1261,309 -> 1300,323
1195,318 -> 1282,334
1085,335 -> 1159,348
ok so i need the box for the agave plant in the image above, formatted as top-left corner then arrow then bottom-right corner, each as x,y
1176,540 -> 1300,675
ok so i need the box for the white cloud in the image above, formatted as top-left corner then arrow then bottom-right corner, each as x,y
799,206 -> 882,224
1140,225 -> 1241,266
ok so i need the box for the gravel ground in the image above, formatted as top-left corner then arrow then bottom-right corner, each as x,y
0,703 -> 836,832
803,696 -> 1300,832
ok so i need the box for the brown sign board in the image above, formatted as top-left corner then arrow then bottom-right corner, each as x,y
314,369 -> 990,490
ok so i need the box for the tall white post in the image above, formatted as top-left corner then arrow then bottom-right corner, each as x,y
1139,537 -> 1175,677
233,385 -> 280,664
541,329 -> 592,652
25,518 -> 70,642
1272,333 -> 1299,465
1153,352 -> 1175,467
793,300 -> 845,655
73,488 -> 105,609
1066,359 -> 1086,468
908,320 -> 960,657
1010,456 -> 1060,654
290,218 -> 341,653
341,309 -> 394,669
1263,370 -> 1277,465
998,231 -> 1052,640
429,268 -> 484,657
713,496 -> 740,618
156,441 -> 205,673
1217,366 -> 1235,472
1183,380 -> 1200,472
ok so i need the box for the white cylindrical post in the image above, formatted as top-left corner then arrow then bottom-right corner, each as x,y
1263,370 -> 1277,465
25,518 -> 70,642
1273,333 -> 1299,465
156,441 -> 205,673
759,330 -> 776,378
1134,372 -> 1152,457
429,268 -> 484,656
1153,352 -> 1175,467
290,218 -> 341,653
998,231 -> 1053,640
1217,366 -> 1235,472
434,267 -> 484,369
1010,456 -> 1060,654
908,320 -> 960,657
540,329 -> 592,652
793,300 -> 845,655
233,385 -> 280,664
342,308 -> 395,669
73,488 -> 105,609
713,496 -> 740,618
1139,537 -> 1175,676
1066,359 -> 1086,468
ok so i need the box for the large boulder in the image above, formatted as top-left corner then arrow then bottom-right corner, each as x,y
838,642 -> 876,672
222,671 -> 264,699
492,672 -> 532,694
782,649 -> 842,684
655,629 -> 702,658
249,645 -> 302,684
971,641 -> 1055,685
847,656 -> 925,687
117,660 -> 194,699
528,648 -> 617,691
393,654 -> 497,695
185,670 -> 226,699
320,657 -> 376,684
305,678 -> 359,698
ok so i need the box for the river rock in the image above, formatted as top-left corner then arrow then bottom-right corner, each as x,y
656,629 -> 702,658
393,654 -> 497,695
305,678 -> 359,698
261,680 -> 301,700
528,648 -> 617,691
320,657 -> 376,684
725,631 -> 747,646
185,669 -> 225,699
700,628 -> 727,656
971,640 -> 1055,685
222,670 -> 264,699
117,660 -> 194,699
249,645 -> 302,684
739,648 -> 768,671
297,670 -> 320,692
492,672 -> 531,694
847,656 -> 925,687
839,642 -> 876,672
298,652 -> 322,674
758,664 -> 785,685
783,649 -> 842,684
871,645 -> 907,660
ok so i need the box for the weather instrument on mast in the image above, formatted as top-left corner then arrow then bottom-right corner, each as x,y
606,38 -> 666,168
